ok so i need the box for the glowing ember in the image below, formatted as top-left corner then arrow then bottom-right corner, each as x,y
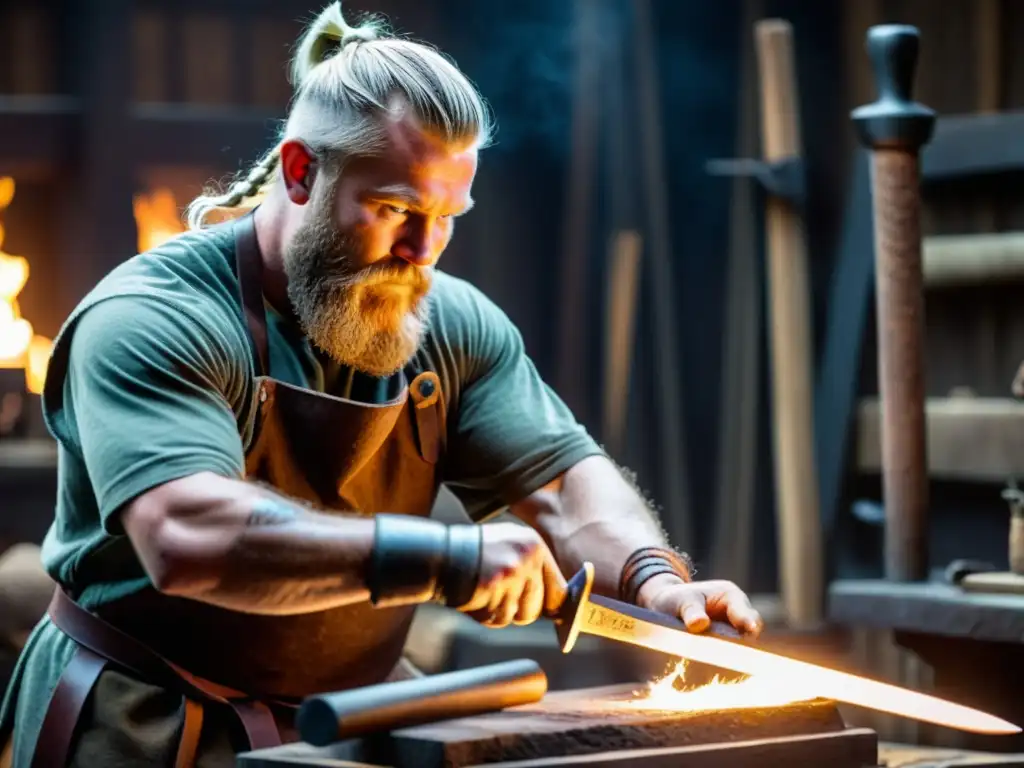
133,187 -> 186,253
0,177 -> 52,395
629,659 -> 815,712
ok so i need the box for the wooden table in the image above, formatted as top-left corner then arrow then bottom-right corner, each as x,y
237,739 -> 1024,767
830,579 -> 1024,753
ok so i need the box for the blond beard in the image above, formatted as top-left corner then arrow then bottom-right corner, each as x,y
283,187 -> 432,377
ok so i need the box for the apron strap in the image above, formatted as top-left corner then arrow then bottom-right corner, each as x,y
175,698 -> 205,768
31,645 -> 107,768
233,212 -> 271,378
27,589 -> 290,766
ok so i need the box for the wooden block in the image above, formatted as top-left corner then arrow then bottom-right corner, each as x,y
238,727 -> 877,768
960,572 -> 1024,596
352,685 -> 846,768
475,728 -> 878,767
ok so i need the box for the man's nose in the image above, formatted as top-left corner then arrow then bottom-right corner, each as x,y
392,218 -> 437,267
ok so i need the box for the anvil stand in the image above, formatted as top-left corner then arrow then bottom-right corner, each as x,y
827,24 -> 1024,754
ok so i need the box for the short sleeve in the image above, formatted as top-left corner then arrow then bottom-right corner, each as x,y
442,292 -> 604,521
50,295 -> 249,531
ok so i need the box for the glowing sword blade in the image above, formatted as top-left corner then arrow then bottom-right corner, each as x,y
553,563 -> 1020,735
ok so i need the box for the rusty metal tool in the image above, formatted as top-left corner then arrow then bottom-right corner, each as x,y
551,562 -> 1020,735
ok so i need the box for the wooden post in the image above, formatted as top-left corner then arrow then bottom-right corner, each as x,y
555,0 -> 603,421
632,0 -> 693,550
852,26 -> 936,582
755,20 -> 823,627
711,0 -> 763,586
56,0 -> 137,309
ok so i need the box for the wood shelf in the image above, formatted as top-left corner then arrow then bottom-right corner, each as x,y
923,109 -> 1024,181
0,96 -> 281,172
131,103 -> 281,167
923,231 -> 1024,287
855,396 -> 1024,482
0,96 -> 79,175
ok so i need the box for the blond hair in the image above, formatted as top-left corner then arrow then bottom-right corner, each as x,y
186,2 -> 493,229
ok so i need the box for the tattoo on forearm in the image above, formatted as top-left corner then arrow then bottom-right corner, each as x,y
247,497 -> 301,526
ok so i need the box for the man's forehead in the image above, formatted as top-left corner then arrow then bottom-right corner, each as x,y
377,110 -> 477,170
344,115 -> 477,204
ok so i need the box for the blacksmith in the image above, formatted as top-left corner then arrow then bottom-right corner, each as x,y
0,4 -> 762,765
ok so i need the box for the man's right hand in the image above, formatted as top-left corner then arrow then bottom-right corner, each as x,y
458,523 -> 567,628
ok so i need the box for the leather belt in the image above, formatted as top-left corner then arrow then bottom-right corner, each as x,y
31,589 -> 293,767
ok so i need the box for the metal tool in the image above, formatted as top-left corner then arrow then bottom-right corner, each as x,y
853,24 -> 935,583
552,562 -> 1020,735
296,659 -> 547,746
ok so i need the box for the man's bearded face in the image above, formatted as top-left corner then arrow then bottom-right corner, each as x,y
283,179 -> 433,377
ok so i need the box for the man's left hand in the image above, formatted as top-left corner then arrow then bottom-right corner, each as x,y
637,573 -> 764,638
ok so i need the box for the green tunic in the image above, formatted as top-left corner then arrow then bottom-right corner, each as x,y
1,222 -> 603,765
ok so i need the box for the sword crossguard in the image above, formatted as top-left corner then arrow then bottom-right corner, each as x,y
553,561 -> 745,654
553,562 -> 595,653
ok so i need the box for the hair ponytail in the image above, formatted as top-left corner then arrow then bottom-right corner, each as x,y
290,2 -> 381,88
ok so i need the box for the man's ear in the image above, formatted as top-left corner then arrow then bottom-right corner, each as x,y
279,140 -> 318,205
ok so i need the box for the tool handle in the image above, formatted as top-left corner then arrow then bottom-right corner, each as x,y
296,659 -> 547,746
755,18 -> 823,630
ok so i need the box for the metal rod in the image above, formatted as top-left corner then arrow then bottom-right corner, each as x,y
296,659 -> 547,746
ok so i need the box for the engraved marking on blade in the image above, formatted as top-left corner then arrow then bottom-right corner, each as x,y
584,604 -> 637,634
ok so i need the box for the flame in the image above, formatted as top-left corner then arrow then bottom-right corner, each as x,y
0,183 -> 187,399
133,187 -> 186,253
0,177 -> 52,394
629,659 -> 815,712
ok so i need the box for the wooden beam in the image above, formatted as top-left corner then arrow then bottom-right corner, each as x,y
131,103 -> 281,168
132,0 -> 308,15
0,96 -> 78,177
855,397 -> 1024,481
923,232 -> 1024,287
923,110 -> 1024,181
0,98 -> 281,174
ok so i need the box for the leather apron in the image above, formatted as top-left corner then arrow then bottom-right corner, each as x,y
8,212 -> 448,766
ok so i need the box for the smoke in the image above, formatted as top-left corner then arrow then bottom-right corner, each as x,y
456,2 -> 626,155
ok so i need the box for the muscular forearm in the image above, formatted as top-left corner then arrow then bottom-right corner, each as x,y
123,472 -> 375,615
510,455 -> 676,598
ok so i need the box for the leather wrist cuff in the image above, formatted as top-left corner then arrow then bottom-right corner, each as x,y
618,546 -> 694,606
440,524 -> 483,609
367,514 -> 483,609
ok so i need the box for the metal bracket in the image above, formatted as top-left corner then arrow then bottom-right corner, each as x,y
704,155 -> 806,208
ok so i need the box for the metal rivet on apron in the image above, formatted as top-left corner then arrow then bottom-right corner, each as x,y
259,386 -> 268,404
418,377 -> 436,398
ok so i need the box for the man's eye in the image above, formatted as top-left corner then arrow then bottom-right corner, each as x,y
387,204 -> 408,214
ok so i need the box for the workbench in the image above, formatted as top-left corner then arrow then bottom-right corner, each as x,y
830,579 -> 1024,753
236,740 -> 1024,767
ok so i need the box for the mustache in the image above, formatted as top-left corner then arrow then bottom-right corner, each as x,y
326,259 -> 433,291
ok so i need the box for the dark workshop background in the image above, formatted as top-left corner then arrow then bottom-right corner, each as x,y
1,0 -> 1022,605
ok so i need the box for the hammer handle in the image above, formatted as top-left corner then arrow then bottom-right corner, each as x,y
870,150 -> 929,582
